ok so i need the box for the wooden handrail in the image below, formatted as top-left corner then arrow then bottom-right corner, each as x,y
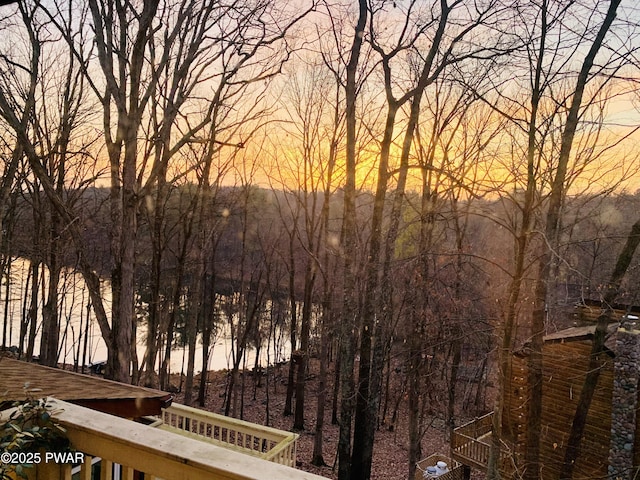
163,403 -> 294,443
263,436 -> 297,464
19,398 -> 326,480
451,413 -> 512,473
160,403 -> 298,466
453,412 -> 493,439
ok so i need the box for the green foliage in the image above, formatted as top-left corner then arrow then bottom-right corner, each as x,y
0,390 -> 72,480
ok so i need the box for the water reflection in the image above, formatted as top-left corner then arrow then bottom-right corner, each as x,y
0,258 -> 290,375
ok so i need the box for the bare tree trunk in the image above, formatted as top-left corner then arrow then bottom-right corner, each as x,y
0,4 -> 38,252
351,102 -> 397,480
184,183 -> 219,406
3,254 -> 13,352
26,260 -> 39,360
312,107 -> 338,461
87,0 -> 161,383
353,3 -> 463,475
198,273 -> 216,406
312,304 -> 330,466
143,162 -> 168,386
40,263 -> 61,367
332,349 -> 340,425
183,274 -> 201,406
407,313 -> 424,480
447,325 -> 462,439
284,231 -> 298,417
159,223 -> 190,391
337,2 -> 367,478
294,267 -> 315,430
41,159 -> 67,368
0,147 -> 22,254
489,2 -> 547,474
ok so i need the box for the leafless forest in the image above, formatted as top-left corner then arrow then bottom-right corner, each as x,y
1,1 -> 640,479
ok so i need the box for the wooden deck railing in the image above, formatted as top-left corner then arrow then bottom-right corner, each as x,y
14,399 -> 326,480
159,403 -> 298,467
451,412 -> 494,471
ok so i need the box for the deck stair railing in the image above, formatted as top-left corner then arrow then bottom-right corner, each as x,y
451,412 -> 495,471
6,398 -> 325,480
157,403 -> 298,467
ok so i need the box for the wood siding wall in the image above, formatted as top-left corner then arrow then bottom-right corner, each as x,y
506,341 -> 625,479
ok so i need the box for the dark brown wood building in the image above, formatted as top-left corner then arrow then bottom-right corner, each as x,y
453,313 -> 640,479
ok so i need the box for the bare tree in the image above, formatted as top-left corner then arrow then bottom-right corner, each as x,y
0,0 -> 110,368
36,0 -> 314,383
481,1 -> 634,477
346,2 -> 511,478
269,59 -> 343,432
0,4 -> 35,252
336,1 -> 367,478
526,2 -> 623,475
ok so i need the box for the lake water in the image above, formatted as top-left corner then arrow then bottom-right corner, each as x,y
0,258 -> 290,374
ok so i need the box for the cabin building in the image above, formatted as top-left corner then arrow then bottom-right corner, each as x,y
452,303 -> 640,479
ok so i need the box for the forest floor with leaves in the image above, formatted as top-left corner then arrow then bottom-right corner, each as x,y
171,357 -> 487,480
